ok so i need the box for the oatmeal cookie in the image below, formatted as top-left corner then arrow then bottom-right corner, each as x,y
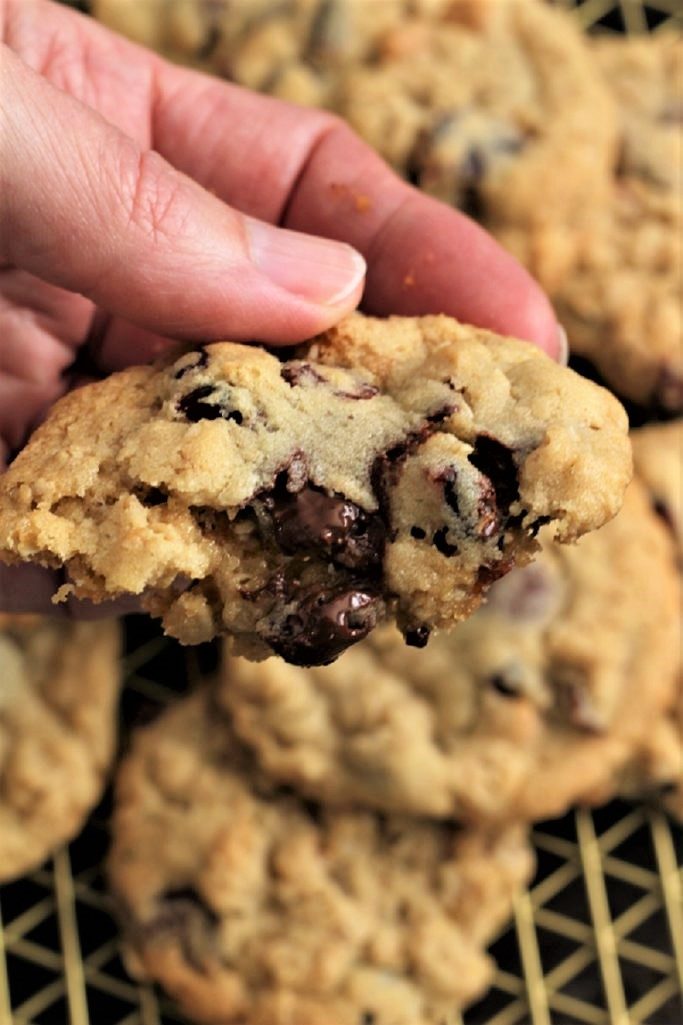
617,422 -> 682,819
222,480 -> 680,822
335,0 -> 615,232
507,34 -> 683,412
108,688 -> 533,1024
0,313 -> 630,664
93,0 -> 412,106
0,615 -> 121,881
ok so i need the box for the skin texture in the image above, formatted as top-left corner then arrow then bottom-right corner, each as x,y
0,0 -> 559,614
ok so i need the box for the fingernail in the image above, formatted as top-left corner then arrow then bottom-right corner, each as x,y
245,216 -> 366,306
556,324 -> 569,366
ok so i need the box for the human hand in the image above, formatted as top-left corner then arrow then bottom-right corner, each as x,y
0,0 -> 562,615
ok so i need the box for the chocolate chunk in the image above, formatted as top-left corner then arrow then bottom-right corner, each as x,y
269,584 -> 382,666
173,348 -> 208,380
432,526 -> 458,557
490,669 -> 523,697
440,467 -> 460,517
653,498 -> 676,535
655,364 -> 683,413
136,486 -> 168,508
405,625 -> 431,648
335,382 -> 380,400
143,887 -> 218,970
281,362 -> 325,387
410,525 -> 426,540
554,675 -> 606,733
267,484 -> 385,570
529,515 -> 551,538
178,385 -> 243,424
370,412 -> 454,510
468,436 -> 519,514
476,558 -> 515,590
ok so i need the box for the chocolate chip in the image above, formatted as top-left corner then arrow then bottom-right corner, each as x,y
468,436 -> 519,514
335,382 -> 380,400
370,414 -> 454,510
440,467 -> 460,517
405,625 -> 430,648
281,362 -> 325,387
554,675 -> 605,733
143,887 -> 218,970
432,526 -> 458,557
267,484 -> 385,570
653,498 -> 676,535
490,671 -> 522,697
173,348 -> 208,380
410,525 -> 426,540
178,385 -> 243,424
476,558 -> 515,590
655,364 -> 683,413
529,515 -> 551,538
269,584 -> 382,666
196,22 -> 221,60
137,486 -> 168,508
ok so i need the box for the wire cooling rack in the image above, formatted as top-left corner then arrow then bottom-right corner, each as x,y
1,2 -> 682,1023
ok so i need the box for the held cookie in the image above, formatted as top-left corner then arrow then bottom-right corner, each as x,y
108,688 -> 533,1025
222,480 -> 680,822
0,615 -> 121,882
0,313 -> 630,665
336,0 -> 615,232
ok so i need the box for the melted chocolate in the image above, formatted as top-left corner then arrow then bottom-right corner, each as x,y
267,484 -> 385,570
405,625 -> 431,648
269,584 -> 382,666
468,436 -> 519,514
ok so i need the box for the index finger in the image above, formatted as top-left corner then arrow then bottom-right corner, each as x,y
152,62 -> 560,356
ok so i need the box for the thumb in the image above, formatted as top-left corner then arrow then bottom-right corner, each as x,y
0,46 -> 365,343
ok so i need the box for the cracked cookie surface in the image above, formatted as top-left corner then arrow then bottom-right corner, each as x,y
108,688 -> 533,1025
222,479 -> 680,822
0,313 -> 630,664
0,615 -> 121,881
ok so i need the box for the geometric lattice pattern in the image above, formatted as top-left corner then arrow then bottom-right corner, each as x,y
2,1 -> 682,1023
1,622 -> 681,1025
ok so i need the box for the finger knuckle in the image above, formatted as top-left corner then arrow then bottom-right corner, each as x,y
122,149 -> 189,244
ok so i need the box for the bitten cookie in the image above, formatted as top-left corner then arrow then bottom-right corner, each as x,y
0,615 -> 121,881
618,422 -> 682,819
0,314 -> 630,665
509,34 -> 683,412
108,688 -> 533,1025
222,479 -> 680,822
